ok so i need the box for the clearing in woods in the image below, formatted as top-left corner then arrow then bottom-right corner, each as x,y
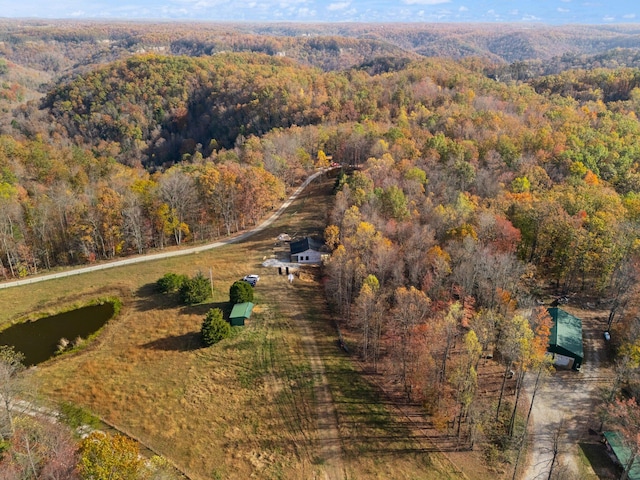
0,174 -> 464,479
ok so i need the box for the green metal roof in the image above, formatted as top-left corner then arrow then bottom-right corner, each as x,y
548,307 -> 584,360
230,302 -> 254,319
604,431 -> 640,480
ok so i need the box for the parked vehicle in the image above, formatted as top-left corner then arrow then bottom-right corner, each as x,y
242,274 -> 260,287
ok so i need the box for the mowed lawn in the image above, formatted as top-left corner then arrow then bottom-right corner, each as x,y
0,176 -> 463,480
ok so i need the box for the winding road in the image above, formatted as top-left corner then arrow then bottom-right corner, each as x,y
0,169 -> 329,290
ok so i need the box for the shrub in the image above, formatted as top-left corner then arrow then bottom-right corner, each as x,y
156,272 -> 188,294
230,280 -> 254,304
179,272 -> 210,305
201,308 -> 231,346
145,456 -> 180,479
59,401 -> 101,429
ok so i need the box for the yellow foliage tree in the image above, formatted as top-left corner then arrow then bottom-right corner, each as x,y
315,149 -> 330,168
79,432 -> 144,480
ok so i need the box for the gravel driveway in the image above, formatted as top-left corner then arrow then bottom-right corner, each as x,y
0,169 -> 330,290
521,308 -> 611,479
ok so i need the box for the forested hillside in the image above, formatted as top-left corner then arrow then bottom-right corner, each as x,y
3,39 -> 640,299
43,53 -> 332,164
1,20 -> 640,474
2,21 -> 640,78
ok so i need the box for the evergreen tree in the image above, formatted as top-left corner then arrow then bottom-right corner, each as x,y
230,280 -> 254,304
179,272 -> 210,305
156,272 -> 188,294
201,308 -> 231,346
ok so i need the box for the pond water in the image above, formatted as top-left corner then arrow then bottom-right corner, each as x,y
0,302 -> 115,366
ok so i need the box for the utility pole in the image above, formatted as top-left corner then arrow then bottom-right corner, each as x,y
209,267 -> 214,297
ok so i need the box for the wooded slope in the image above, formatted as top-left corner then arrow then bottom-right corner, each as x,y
1,21 -> 640,472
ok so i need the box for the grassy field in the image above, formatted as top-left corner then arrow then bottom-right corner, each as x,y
1,176 -> 465,479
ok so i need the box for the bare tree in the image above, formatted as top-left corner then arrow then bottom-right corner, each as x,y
606,254 -> 640,331
159,168 -> 197,245
0,346 -> 25,439
610,398 -> 640,480
547,419 -> 567,480
38,420 -> 81,480
0,193 -> 22,278
353,275 -> 379,363
391,286 -> 431,398
122,191 -> 148,254
496,314 -> 532,421
0,416 -> 80,480
598,354 -> 637,431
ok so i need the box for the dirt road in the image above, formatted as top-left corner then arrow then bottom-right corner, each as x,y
258,271 -> 345,479
299,314 -> 346,480
521,308 -> 611,480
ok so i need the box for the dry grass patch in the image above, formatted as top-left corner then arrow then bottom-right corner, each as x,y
279,273 -> 463,480
33,300 -> 318,479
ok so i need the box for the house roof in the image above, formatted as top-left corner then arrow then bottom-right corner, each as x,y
290,237 -> 324,255
604,431 -> 640,480
230,302 -> 254,320
548,307 -> 584,360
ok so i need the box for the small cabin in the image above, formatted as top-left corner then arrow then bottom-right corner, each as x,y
548,307 -> 584,370
290,237 -> 324,264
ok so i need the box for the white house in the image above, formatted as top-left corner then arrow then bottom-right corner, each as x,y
290,237 -> 324,264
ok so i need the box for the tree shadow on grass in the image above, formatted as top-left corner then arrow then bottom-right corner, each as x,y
141,332 -> 203,351
134,283 -> 181,312
180,301 -> 232,318
578,441 -> 618,479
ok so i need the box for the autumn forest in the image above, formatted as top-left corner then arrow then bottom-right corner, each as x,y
1,19 -> 640,478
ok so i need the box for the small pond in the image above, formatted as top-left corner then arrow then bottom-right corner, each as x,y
0,302 -> 116,366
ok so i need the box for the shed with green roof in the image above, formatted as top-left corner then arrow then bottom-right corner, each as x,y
547,307 -> 583,370
229,302 -> 254,326
603,431 -> 640,480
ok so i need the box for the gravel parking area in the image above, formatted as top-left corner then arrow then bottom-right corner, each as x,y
522,307 -> 612,479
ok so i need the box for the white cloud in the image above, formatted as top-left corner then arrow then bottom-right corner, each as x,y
557,7 -> 569,12
327,2 -> 350,11
402,0 -> 450,5
279,0 -> 309,8
458,6 -> 468,12
623,13 -> 637,19
602,15 -> 615,21
296,7 -> 316,17
173,0 -> 229,6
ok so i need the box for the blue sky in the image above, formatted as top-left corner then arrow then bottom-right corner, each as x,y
0,0 -> 637,24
